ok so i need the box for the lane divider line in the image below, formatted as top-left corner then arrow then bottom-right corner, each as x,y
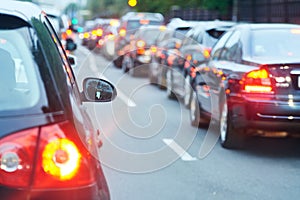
163,138 -> 197,161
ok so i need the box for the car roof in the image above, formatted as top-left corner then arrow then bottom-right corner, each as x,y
0,1 -> 42,23
235,23 -> 300,30
122,12 -> 164,22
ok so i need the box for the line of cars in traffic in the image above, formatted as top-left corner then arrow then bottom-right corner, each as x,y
80,12 -> 300,150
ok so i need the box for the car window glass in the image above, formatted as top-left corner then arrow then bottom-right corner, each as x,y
252,28 -> 300,58
220,30 -> 241,61
210,30 -> 233,61
137,28 -> 162,44
0,27 -> 41,112
32,17 -> 70,109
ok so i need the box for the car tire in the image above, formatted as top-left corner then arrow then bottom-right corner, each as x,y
149,63 -> 157,85
184,76 -> 192,108
190,91 -> 207,127
219,100 -> 245,149
121,55 -> 130,73
166,69 -> 176,99
113,55 -> 123,68
157,67 -> 167,90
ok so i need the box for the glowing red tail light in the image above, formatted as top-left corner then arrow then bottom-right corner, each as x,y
33,121 -> 95,188
241,68 -> 274,93
136,40 -> 146,55
0,121 -> 96,189
136,40 -> 145,48
119,28 -> 126,37
203,48 -> 211,58
96,28 -> 103,37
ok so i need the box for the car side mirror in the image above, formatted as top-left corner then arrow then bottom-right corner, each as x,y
66,38 -> 77,51
82,78 -> 117,102
68,54 -> 77,68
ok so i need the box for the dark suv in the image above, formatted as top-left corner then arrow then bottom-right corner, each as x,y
0,2 -> 116,199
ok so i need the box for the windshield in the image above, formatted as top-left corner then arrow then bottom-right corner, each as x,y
252,28 -> 300,58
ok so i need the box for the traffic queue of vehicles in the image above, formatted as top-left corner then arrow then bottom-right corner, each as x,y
80,11 -> 300,150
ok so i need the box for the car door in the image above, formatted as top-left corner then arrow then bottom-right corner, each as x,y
197,30 -> 233,114
43,15 -> 99,153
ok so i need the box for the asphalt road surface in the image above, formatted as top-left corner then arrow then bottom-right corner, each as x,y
72,44 -> 300,200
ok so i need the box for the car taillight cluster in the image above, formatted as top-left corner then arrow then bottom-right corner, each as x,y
136,40 -> 146,55
241,68 -> 274,94
0,121 -> 96,188
119,28 -> 126,37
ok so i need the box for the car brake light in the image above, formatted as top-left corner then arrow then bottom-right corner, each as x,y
0,128 -> 38,187
42,138 -> 81,181
136,40 -> 145,48
241,68 -> 274,93
66,29 -> 73,36
203,48 -> 211,58
33,121 -> 96,188
96,28 -> 103,37
137,40 -> 146,55
150,45 -> 157,53
140,19 -> 149,25
119,28 -> 126,37
83,32 -> 90,39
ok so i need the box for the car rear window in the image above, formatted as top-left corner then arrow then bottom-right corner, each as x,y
0,27 -> 41,112
252,28 -> 300,58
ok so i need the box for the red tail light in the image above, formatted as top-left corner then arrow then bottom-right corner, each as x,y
66,29 -> 73,36
241,68 -> 274,93
96,28 -> 103,37
203,48 -> 211,58
33,121 -> 95,188
136,40 -> 146,55
150,45 -> 157,54
119,28 -> 126,37
0,128 -> 38,187
0,121 -> 96,189
136,40 -> 145,48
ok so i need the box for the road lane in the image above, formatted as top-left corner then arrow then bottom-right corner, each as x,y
73,45 -> 300,200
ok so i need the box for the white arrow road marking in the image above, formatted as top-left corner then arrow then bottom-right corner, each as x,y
163,138 -> 197,161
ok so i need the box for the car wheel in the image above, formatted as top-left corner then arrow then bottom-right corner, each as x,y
121,55 -> 130,73
219,100 -> 245,149
166,69 -> 176,99
190,91 -> 200,126
184,76 -> 192,108
157,67 -> 167,90
190,91 -> 208,127
149,63 -> 157,85
113,55 -> 123,68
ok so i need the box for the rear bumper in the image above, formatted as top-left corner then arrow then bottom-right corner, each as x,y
0,183 -> 109,200
229,96 -> 300,134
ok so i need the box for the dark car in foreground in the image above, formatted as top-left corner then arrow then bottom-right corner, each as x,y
192,23 -> 300,149
0,2 -> 116,199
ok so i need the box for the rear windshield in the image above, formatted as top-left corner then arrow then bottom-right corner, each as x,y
138,28 -> 162,44
127,20 -> 162,31
0,16 -> 52,116
0,27 -> 42,112
252,28 -> 300,58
